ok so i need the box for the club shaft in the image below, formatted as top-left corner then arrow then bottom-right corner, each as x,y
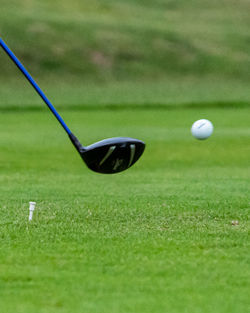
0,38 -> 71,135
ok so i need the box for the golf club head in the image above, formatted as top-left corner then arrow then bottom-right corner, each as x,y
69,134 -> 145,174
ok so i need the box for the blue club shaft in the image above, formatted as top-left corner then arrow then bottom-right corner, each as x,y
0,38 -> 71,135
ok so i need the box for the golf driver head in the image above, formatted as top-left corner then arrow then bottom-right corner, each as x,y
69,134 -> 145,174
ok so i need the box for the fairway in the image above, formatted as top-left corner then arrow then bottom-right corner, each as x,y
1,0 -> 250,312
0,106 -> 249,313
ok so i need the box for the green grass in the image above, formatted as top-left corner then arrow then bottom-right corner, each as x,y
1,77 -> 250,111
1,0 -> 250,83
0,106 -> 249,313
0,1 -> 249,312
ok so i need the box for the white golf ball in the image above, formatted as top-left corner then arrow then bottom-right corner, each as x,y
191,119 -> 213,140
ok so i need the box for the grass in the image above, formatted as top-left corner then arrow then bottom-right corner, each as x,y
1,77 -> 250,111
0,106 -> 249,313
0,1 -> 249,312
1,0 -> 250,83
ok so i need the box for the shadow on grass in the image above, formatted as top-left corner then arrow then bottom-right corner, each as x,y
0,101 -> 249,113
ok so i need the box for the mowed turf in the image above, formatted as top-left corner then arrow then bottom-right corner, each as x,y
1,0 -> 249,312
1,0 -> 250,82
0,106 -> 249,313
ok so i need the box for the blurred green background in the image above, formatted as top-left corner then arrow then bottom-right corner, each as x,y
1,0 -> 250,108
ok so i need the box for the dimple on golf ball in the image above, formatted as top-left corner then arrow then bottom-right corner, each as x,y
191,119 -> 213,140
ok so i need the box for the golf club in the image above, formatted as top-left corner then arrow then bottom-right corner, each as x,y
0,38 -> 145,174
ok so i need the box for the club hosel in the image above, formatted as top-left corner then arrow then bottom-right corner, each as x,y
68,133 -> 85,153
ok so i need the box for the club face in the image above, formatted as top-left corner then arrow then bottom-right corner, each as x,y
80,137 -> 145,174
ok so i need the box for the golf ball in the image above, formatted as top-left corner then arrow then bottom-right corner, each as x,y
191,119 -> 213,140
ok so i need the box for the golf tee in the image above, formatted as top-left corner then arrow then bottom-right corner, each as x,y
29,202 -> 36,221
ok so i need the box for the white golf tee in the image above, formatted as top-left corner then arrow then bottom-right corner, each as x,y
29,202 -> 36,221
